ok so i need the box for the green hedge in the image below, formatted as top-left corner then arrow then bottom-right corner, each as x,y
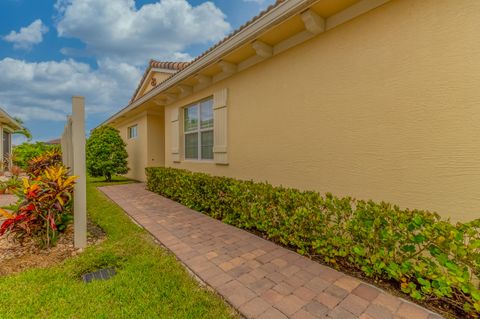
146,167 -> 480,317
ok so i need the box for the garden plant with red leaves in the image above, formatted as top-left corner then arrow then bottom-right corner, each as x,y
25,150 -> 63,178
0,151 -> 76,248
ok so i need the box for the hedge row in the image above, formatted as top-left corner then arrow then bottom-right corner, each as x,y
145,167 -> 480,317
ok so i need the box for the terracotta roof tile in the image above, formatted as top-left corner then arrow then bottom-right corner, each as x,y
189,0 -> 286,65
129,0 -> 286,104
130,60 -> 190,102
45,138 -> 61,145
149,60 -> 190,70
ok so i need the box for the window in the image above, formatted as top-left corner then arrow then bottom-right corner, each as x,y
128,125 -> 138,139
184,98 -> 214,160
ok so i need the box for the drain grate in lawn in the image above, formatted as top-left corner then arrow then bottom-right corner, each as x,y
82,268 -> 116,283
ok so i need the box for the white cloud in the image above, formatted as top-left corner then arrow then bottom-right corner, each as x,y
55,0 -> 231,64
242,0 -> 276,5
0,0 -> 234,141
3,19 -> 49,50
0,57 -> 142,122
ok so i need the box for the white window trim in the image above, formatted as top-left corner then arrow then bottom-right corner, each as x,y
128,124 -> 138,139
183,98 -> 214,161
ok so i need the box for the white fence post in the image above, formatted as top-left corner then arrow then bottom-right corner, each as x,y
61,116 -> 73,170
71,97 -> 87,248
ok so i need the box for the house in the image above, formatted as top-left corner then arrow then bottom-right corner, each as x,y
45,138 -> 61,145
0,107 -> 23,170
101,0 -> 480,222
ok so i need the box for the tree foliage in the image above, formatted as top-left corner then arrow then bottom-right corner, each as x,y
13,142 -> 60,169
12,117 -> 32,140
86,126 -> 129,181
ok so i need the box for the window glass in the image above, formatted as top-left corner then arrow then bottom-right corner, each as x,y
201,131 -> 214,160
200,99 -> 213,129
128,125 -> 138,139
183,97 -> 213,160
184,105 -> 198,132
185,133 -> 198,159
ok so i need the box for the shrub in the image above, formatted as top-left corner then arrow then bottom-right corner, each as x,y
0,166 -> 76,248
10,165 -> 21,176
86,126 -> 129,181
3,176 -> 22,194
13,142 -> 59,169
26,150 -> 63,177
146,167 -> 480,317
1,151 -> 75,248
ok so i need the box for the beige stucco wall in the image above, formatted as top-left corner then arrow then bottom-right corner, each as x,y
146,112 -> 165,170
138,72 -> 174,98
116,114 -> 148,181
115,111 -> 165,181
163,0 -> 480,222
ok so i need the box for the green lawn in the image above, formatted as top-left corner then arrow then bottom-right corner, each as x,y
0,177 -> 236,319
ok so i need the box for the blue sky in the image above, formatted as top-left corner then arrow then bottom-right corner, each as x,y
0,0 -> 274,143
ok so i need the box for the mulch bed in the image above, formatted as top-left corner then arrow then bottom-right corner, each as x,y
0,219 -> 105,276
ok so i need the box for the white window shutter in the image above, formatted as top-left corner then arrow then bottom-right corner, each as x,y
213,88 -> 228,165
170,108 -> 180,163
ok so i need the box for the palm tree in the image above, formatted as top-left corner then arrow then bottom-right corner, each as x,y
12,117 -> 32,140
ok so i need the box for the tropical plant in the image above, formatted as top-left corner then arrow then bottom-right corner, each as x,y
13,142 -> 60,169
26,150 -> 63,177
146,167 -> 480,318
10,165 -> 21,176
4,176 -> 22,194
0,166 -> 76,247
86,125 -> 129,182
0,182 -> 7,194
12,117 -> 32,140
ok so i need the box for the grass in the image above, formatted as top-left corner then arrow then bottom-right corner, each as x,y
0,176 -> 236,319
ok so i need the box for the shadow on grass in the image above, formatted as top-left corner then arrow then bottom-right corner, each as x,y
87,175 -> 139,185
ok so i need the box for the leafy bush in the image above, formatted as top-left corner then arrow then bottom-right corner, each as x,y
0,166 -> 76,248
13,142 -> 59,169
86,125 -> 129,181
1,150 -> 75,248
10,165 -> 21,176
3,176 -> 22,194
25,150 -> 63,177
146,167 -> 480,317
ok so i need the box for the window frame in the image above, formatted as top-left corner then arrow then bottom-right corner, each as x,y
183,97 -> 214,161
127,124 -> 138,139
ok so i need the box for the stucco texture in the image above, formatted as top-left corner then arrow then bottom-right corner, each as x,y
116,112 -> 164,181
163,0 -> 480,222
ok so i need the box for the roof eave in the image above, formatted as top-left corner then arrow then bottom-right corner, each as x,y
0,107 -> 23,131
100,0 -> 315,127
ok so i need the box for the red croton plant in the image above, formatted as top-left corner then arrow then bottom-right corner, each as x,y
26,150 -> 63,177
0,152 -> 77,248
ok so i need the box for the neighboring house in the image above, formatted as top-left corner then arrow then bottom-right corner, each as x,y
45,138 -> 61,145
0,107 -> 23,170
101,0 -> 480,222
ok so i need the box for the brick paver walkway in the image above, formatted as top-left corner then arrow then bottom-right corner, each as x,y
99,184 -> 443,319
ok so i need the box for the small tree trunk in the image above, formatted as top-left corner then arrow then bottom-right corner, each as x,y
105,172 -> 112,182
